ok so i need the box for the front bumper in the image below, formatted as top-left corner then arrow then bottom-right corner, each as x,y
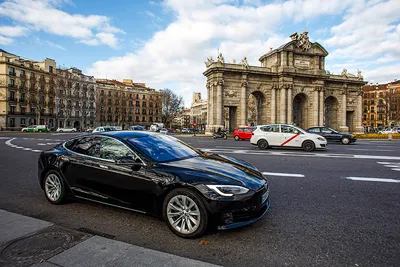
204,185 -> 270,230
315,141 -> 327,149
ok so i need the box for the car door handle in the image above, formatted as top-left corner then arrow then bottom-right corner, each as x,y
99,164 -> 109,169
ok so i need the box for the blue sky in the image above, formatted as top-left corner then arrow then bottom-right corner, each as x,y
0,0 -> 399,106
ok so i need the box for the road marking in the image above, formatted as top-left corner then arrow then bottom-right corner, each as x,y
346,148 -> 394,152
262,172 -> 304,177
23,148 -> 32,151
377,162 -> 400,165
345,177 -> 400,183
31,149 -> 43,153
392,168 -> 400,171
216,146 -> 251,149
384,165 -> 400,168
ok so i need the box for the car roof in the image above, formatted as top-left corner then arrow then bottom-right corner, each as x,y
95,130 -> 161,140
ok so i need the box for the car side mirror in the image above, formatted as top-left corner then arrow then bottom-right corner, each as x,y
294,130 -> 299,134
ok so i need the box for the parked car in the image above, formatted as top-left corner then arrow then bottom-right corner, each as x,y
92,126 -> 116,133
110,126 -> 122,131
181,128 -> 190,133
233,126 -> 254,140
306,126 -> 356,145
21,125 -> 48,132
250,124 -> 327,151
38,131 -> 270,238
378,128 -> 396,134
160,128 -> 168,134
131,125 -> 145,131
56,127 -> 77,133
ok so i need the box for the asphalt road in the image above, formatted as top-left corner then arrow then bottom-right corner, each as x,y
0,132 -> 399,267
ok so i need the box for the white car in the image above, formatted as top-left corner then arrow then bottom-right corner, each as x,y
250,124 -> 327,151
92,126 -> 116,133
160,128 -> 168,134
56,127 -> 77,133
378,128 -> 395,134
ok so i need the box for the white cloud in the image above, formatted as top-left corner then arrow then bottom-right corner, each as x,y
0,26 -> 28,37
363,65 -> 400,84
0,0 -> 123,48
88,0 -> 400,106
45,40 -> 66,50
0,35 -> 13,45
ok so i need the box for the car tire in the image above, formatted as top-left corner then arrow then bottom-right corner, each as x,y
60,130 -> 63,133
163,188 -> 208,239
302,140 -> 315,152
234,135 -> 240,141
43,170 -> 67,205
22,130 -> 27,132
257,139 -> 269,150
341,137 -> 350,145
213,135 -> 216,139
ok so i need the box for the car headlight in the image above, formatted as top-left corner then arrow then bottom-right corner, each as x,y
205,185 -> 249,197
317,137 -> 326,141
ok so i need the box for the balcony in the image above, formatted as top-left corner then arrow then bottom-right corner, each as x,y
8,84 -> 16,89
8,97 -> 17,102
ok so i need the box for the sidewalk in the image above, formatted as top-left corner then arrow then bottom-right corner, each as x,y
0,209 -> 220,267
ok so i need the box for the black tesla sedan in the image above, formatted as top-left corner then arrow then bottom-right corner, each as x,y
306,126 -> 357,145
38,131 -> 270,238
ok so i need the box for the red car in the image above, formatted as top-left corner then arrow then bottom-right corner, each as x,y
233,126 -> 254,140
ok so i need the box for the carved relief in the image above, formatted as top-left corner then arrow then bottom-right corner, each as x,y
290,30 -> 312,51
224,89 -> 238,98
241,81 -> 248,87
205,56 -> 214,68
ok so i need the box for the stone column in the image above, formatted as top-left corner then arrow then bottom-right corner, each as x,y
270,84 -> 277,123
205,82 -> 214,135
354,89 -> 364,133
313,88 -> 319,126
319,88 -> 324,125
287,85 -> 292,124
240,81 -> 247,126
280,85 -> 286,123
216,79 -> 224,128
339,88 -> 349,132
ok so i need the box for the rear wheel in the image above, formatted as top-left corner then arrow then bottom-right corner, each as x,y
44,171 -> 66,205
163,188 -> 208,238
234,135 -> 240,141
257,139 -> 269,150
341,137 -> 350,145
302,140 -> 315,152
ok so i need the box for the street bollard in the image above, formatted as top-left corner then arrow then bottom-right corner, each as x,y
388,132 -> 392,140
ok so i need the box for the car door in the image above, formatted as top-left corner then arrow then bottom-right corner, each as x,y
87,136 -> 157,211
244,128 -> 252,139
280,125 -> 302,147
62,136 -> 107,199
259,125 -> 281,146
321,127 -> 336,142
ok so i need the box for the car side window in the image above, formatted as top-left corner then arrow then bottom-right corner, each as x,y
69,137 -> 101,157
99,137 -> 138,161
238,128 -> 244,132
322,127 -> 332,133
260,125 -> 279,132
308,128 -> 321,133
244,128 -> 252,132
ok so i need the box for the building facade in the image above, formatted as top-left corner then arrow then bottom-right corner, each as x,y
0,49 -> 57,130
96,79 -> 162,128
190,93 -> 207,131
203,30 -> 367,134
56,68 -> 96,129
362,81 -> 400,131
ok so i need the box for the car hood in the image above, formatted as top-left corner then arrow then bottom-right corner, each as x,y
158,153 -> 266,191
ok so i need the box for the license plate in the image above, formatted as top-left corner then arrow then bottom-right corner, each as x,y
261,189 -> 269,204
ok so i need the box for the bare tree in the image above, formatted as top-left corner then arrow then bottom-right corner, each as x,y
160,88 -> 183,128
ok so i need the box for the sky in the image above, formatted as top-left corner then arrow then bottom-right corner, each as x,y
0,0 -> 399,107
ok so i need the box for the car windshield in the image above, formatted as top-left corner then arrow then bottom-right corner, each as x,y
128,135 -> 200,163
103,127 -> 114,131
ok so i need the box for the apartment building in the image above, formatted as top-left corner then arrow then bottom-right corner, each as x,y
56,67 -> 96,129
362,81 -> 400,131
95,79 -> 162,128
0,49 -> 57,130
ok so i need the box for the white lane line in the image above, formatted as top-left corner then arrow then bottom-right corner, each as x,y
377,162 -> 400,165
31,149 -> 43,153
37,143 -> 47,146
23,148 -> 32,151
392,168 -> 400,171
345,177 -> 400,183
262,172 -> 304,177
384,165 -> 400,168
346,148 -> 394,152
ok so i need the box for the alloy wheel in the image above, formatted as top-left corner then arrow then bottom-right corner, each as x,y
167,195 -> 201,235
341,137 -> 350,145
45,174 -> 62,202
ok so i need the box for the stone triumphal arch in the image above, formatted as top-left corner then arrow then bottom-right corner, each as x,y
203,30 -> 366,134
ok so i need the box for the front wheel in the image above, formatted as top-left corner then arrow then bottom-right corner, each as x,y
257,139 -> 269,150
341,137 -> 350,145
234,135 -> 240,141
302,140 -> 315,152
43,171 -> 67,205
163,188 -> 208,238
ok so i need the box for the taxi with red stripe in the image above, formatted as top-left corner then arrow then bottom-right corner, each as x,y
250,124 -> 327,151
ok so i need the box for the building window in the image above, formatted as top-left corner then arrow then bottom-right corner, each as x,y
136,116 -> 139,122
50,108 -> 53,115
20,70 -> 25,77
21,118 -> 25,125
10,79 -> 15,86
10,91 -> 15,100
10,106 -> 15,114
142,95 -> 145,100
10,118 -> 15,127
142,116 -> 146,122
21,107 -> 25,115
9,67 -> 15,76
49,66 -> 53,73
